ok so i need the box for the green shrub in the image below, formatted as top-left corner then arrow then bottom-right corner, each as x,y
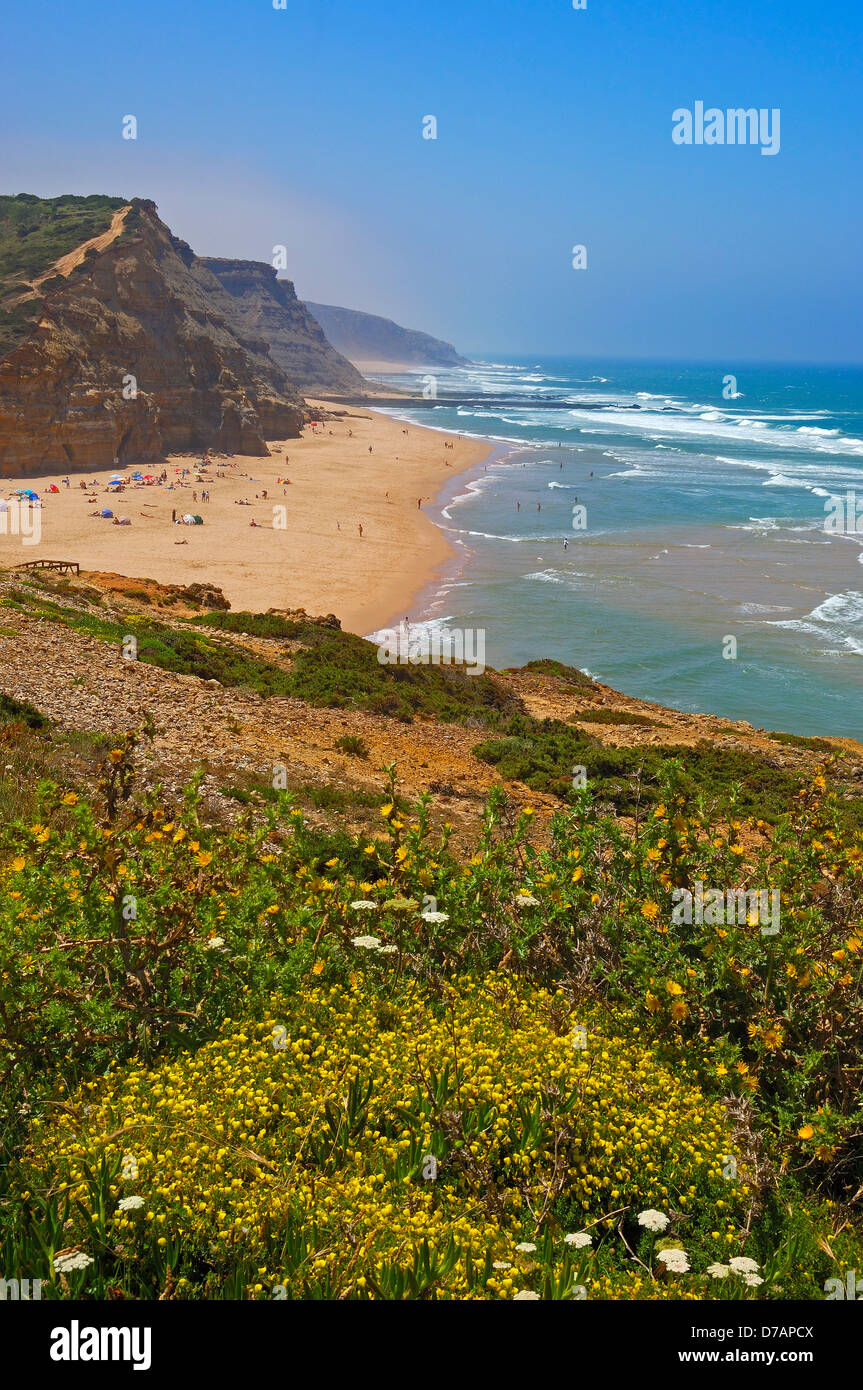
335,734 -> 369,757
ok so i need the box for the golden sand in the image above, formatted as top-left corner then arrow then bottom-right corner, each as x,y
0,404 -> 490,635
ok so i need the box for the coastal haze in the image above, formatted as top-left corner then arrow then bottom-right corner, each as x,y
2,1 -> 859,739
1,0 -> 862,1337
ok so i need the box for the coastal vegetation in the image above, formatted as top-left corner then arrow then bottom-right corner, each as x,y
6,582 -> 862,829
0,677 -> 861,1299
0,194 -> 126,282
0,194 -> 128,356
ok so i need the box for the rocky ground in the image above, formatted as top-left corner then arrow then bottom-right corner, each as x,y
2,565 -> 861,845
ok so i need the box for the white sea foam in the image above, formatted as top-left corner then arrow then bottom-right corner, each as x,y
564,405 -> 863,457
766,591 -> 863,656
762,473 -> 807,487
463,530 -> 526,542
524,570 -> 566,584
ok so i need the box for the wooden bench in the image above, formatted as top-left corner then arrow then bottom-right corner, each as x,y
16,560 -> 80,575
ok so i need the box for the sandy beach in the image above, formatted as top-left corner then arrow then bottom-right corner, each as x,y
0,404 -> 490,635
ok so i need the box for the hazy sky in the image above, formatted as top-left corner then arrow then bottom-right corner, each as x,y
2,0 -> 861,362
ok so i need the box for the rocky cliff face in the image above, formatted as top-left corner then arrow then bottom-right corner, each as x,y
304,302 -> 468,368
0,200 -> 306,476
200,260 -> 368,396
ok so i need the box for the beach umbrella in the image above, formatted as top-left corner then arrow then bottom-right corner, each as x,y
101,508 -> 114,518
24,489 -> 39,499
192,514 -> 203,525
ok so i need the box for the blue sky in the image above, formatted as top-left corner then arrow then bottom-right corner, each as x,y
2,0 -> 861,361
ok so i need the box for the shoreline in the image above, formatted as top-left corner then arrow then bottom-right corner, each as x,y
395,438 -> 515,631
0,403 -> 492,637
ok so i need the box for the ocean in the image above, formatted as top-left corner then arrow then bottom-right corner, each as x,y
372,358 -> 863,738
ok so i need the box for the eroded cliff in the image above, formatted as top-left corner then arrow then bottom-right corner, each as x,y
0,198 -> 306,475
200,259 -> 368,396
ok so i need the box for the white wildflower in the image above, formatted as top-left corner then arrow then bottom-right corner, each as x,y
515,1242 -> 537,1254
53,1251 -> 94,1274
351,935 -> 381,949
706,1263 -> 730,1279
351,900 -> 377,910
515,894 -> 539,907
512,1289 -> 540,1300
205,936 -> 225,950
375,943 -> 398,954
492,1261 -> 512,1270
564,1232 -> 592,1249
729,1256 -> 760,1275
743,1273 -> 764,1287
121,1154 -> 138,1181
420,911 -> 449,924
657,1247 -> 690,1273
637,1208 -> 669,1233
118,1195 -> 145,1212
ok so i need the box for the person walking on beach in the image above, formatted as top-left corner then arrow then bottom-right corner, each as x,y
369,445 -> 373,454
417,497 -> 422,509
358,523 -> 363,537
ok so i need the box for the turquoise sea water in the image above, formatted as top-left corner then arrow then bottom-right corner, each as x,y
373,358 -> 863,738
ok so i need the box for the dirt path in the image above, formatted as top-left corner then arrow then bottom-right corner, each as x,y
31,205 -> 131,288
